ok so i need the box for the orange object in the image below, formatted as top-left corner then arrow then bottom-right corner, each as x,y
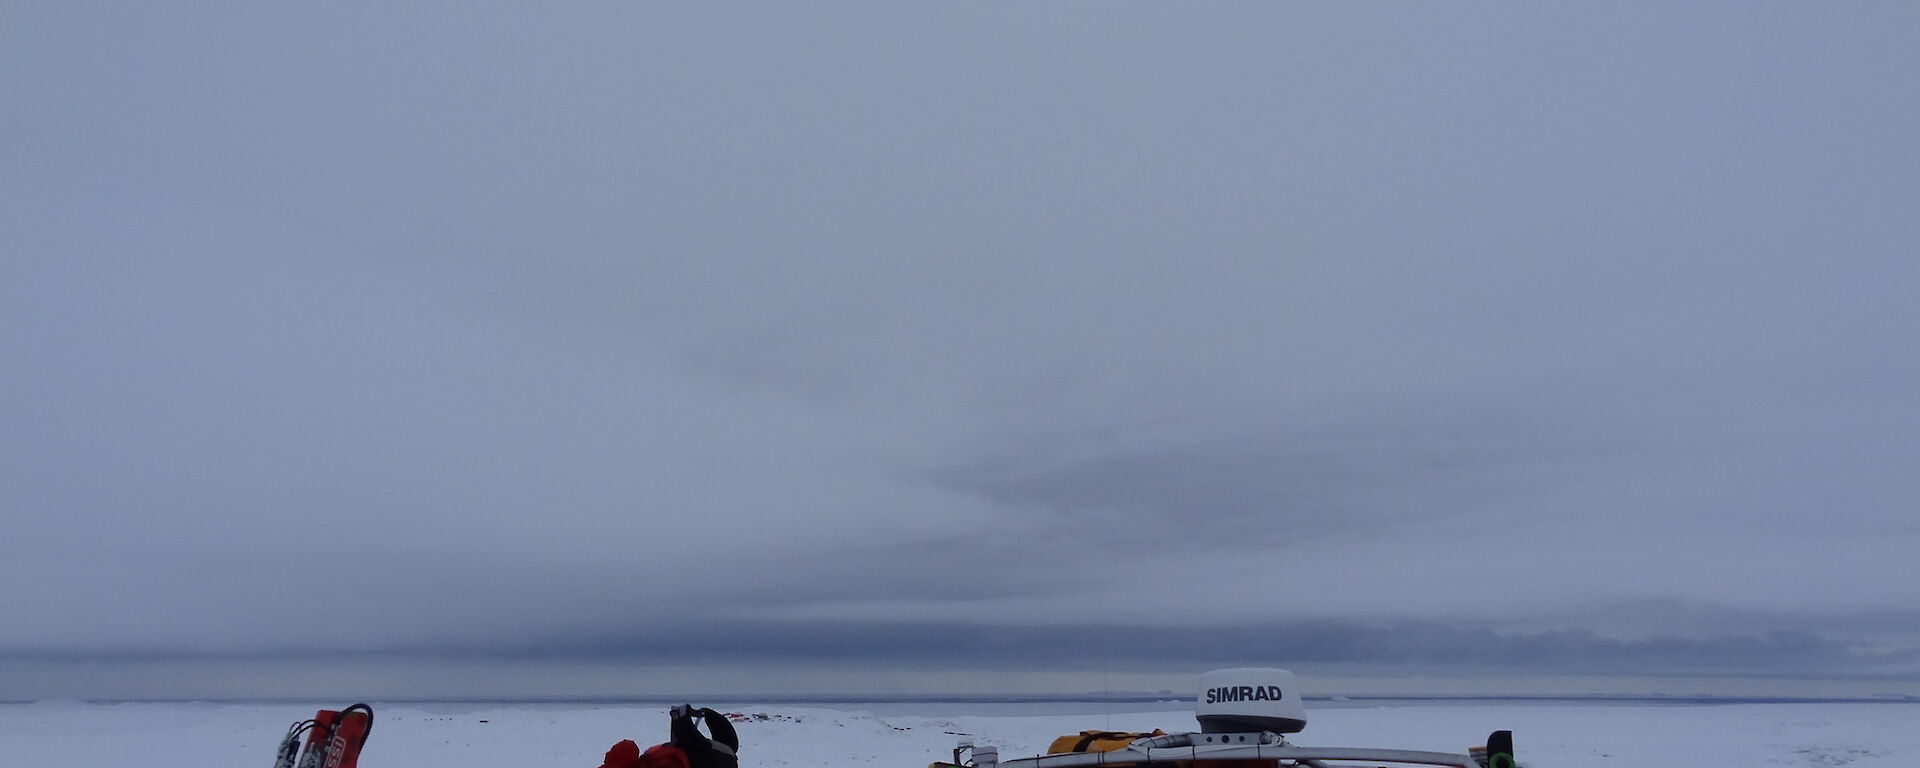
1047,730 -> 1167,754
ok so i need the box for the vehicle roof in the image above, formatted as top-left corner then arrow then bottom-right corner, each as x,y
1000,742 -> 1480,768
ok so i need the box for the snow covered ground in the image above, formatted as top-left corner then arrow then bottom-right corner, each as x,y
1,700 -> 1915,767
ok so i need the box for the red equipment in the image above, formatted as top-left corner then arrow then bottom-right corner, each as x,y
276,703 -> 374,768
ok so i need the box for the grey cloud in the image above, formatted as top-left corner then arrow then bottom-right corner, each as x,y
4,2 -> 1919,699
931,414 -> 1597,549
8,619 -> 1915,682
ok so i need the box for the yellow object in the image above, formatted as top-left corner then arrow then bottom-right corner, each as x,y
1046,730 -> 1166,754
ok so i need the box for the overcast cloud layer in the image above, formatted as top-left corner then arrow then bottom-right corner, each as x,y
4,3 -> 1918,699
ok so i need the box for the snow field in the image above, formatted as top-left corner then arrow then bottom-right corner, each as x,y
0,701 -> 1914,767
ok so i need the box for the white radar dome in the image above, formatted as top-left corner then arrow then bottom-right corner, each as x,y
1195,668 -> 1307,734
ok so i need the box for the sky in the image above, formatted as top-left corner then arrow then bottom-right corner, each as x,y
3,3 -> 1918,700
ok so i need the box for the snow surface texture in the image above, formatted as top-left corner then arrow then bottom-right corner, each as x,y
0,701 -> 1915,768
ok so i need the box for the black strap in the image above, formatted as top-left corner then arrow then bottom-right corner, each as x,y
671,706 -> 740,755
341,703 -> 374,750
699,709 -> 739,753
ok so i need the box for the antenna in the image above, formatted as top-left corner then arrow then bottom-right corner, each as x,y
1103,668 -> 1111,731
